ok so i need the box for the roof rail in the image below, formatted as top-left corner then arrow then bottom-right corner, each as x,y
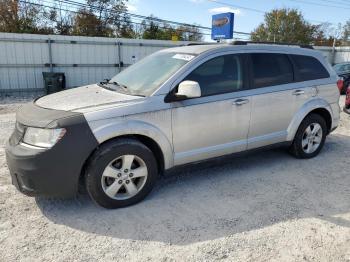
186,41 -> 314,49
186,42 -> 221,46
232,41 -> 314,49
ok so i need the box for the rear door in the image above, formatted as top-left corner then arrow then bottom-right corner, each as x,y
247,53 -> 303,149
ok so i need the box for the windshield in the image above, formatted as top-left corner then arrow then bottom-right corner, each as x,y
108,52 -> 195,96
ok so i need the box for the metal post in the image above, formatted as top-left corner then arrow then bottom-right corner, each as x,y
48,38 -> 53,73
117,41 -> 122,73
331,38 -> 336,65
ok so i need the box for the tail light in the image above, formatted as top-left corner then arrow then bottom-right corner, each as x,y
337,79 -> 344,93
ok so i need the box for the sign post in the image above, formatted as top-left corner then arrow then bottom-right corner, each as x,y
211,12 -> 234,41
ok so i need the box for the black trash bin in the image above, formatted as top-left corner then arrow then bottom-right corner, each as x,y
42,72 -> 66,94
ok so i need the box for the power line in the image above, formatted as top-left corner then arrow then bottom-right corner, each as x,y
207,0 -> 334,25
207,0 -> 265,14
287,0 -> 350,10
19,0 -> 212,35
20,0 -> 252,40
59,0 -> 251,35
22,0 -> 213,31
59,0 -> 214,30
313,0 -> 350,7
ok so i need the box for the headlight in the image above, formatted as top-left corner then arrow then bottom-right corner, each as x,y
22,127 -> 66,148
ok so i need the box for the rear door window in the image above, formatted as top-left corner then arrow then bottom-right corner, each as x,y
291,55 -> 330,81
251,53 -> 294,89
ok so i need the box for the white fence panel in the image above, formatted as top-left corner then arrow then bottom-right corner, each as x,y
334,46 -> 350,64
1,32 -> 350,94
314,47 -> 333,64
0,33 -> 188,93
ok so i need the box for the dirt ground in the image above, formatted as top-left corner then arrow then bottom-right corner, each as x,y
0,96 -> 349,262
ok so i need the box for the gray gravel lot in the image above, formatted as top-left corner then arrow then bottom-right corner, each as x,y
0,97 -> 349,262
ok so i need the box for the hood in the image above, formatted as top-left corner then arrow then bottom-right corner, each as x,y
35,84 -> 142,111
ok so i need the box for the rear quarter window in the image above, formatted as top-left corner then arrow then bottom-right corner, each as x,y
291,55 -> 330,82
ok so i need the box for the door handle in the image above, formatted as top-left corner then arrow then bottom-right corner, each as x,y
292,90 -> 305,96
233,99 -> 249,106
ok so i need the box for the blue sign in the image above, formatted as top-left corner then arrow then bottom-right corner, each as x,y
211,12 -> 234,40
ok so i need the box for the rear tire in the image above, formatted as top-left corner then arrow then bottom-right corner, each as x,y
85,138 -> 158,209
289,114 -> 327,159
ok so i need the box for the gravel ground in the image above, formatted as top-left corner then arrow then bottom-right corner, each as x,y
0,97 -> 349,262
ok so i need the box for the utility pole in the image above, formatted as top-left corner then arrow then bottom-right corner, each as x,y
331,38 -> 336,65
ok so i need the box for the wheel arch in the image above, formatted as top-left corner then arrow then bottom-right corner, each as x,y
78,134 -> 168,191
78,120 -> 173,189
287,99 -> 333,141
307,108 -> 332,133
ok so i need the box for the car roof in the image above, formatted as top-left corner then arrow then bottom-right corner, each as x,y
163,43 -> 321,57
165,44 -> 224,54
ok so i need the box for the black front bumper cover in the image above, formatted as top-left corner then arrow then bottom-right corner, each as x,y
5,102 -> 98,198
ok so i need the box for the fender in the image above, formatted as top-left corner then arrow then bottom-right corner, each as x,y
286,98 -> 333,141
88,119 -> 174,169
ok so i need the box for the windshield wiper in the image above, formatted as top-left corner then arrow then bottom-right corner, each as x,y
98,80 -> 145,97
98,79 -> 126,91
99,78 -> 110,85
108,81 -> 128,90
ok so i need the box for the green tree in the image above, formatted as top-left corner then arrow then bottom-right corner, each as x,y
72,8 -> 109,36
342,20 -> 350,43
47,1 -> 73,35
176,25 -> 203,41
251,8 -> 316,44
85,0 -> 132,37
71,0 -> 133,37
313,22 -> 342,46
141,19 -> 177,40
140,15 -> 203,41
0,0 -> 202,40
141,16 -> 165,40
0,0 -> 53,34
115,12 -> 136,38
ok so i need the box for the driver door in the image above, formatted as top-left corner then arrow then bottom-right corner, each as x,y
170,54 -> 252,166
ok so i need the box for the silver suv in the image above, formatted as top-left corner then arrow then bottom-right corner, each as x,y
6,43 -> 340,208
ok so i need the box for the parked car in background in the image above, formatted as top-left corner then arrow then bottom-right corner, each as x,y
6,43 -> 340,209
333,62 -> 350,94
344,86 -> 350,114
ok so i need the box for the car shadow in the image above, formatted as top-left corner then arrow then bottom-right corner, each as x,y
36,133 -> 350,245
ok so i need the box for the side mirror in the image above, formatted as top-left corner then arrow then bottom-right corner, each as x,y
175,80 -> 201,99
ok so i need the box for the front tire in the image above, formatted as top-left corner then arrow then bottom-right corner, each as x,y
85,138 -> 158,209
289,114 -> 327,159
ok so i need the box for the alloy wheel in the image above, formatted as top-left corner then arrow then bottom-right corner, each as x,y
301,123 -> 323,154
101,155 -> 148,200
